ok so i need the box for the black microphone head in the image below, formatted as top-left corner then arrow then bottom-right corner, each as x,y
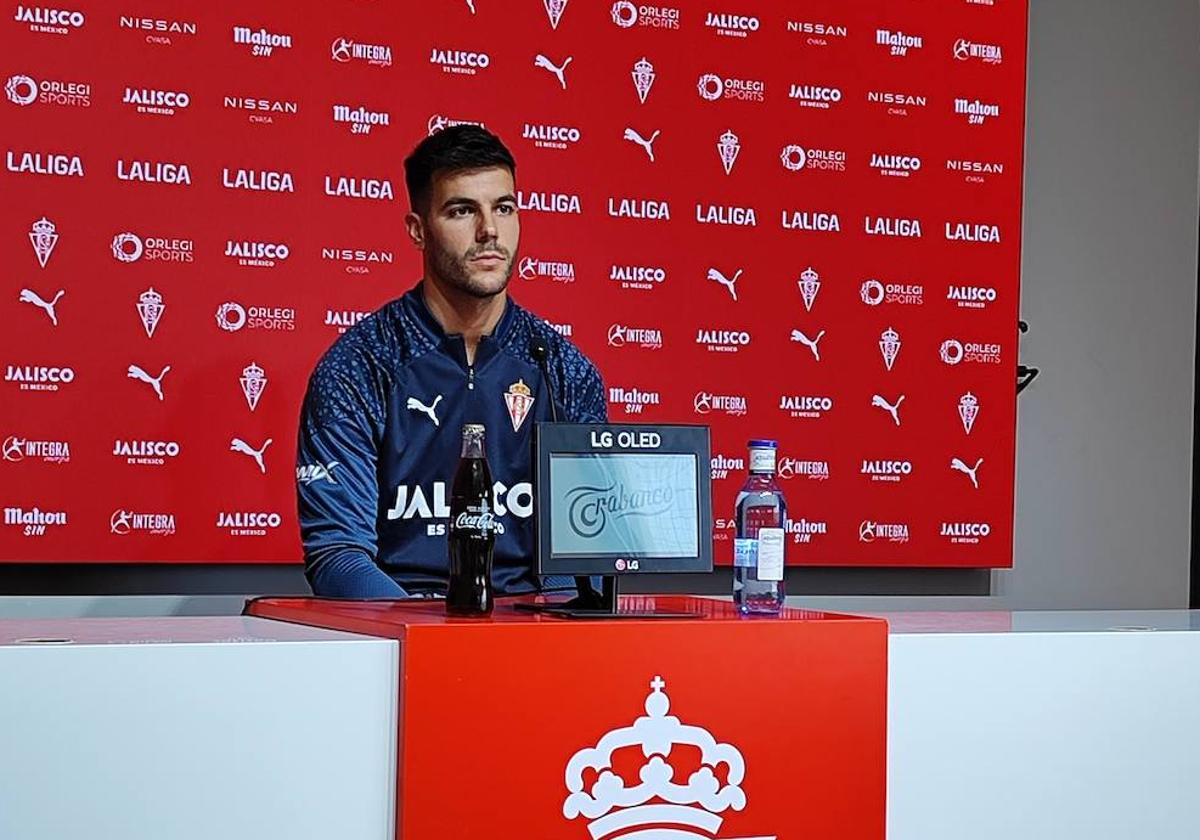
529,335 -> 549,362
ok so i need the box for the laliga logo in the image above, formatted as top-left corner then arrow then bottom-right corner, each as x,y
563,676 -> 772,839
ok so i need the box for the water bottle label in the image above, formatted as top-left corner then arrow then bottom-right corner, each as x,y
733,538 -> 757,568
757,528 -> 785,581
749,448 -> 776,473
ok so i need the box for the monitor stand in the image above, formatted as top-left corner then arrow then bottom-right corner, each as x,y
513,576 -> 697,620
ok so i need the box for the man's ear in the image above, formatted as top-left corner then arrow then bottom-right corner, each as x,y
404,211 -> 426,250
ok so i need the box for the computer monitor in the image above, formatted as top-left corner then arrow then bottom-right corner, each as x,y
533,423 -> 713,577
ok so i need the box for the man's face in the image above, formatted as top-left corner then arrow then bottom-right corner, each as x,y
411,166 -> 519,299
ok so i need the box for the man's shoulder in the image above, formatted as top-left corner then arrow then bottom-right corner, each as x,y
506,301 -> 599,381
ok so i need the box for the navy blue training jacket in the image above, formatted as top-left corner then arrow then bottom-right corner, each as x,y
296,283 -> 606,597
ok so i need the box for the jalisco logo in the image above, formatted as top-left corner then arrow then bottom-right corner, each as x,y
777,457 -> 829,481
860,279 -> 924,307
111,231 -> 194,263
609,386 -> 660,415
136,287 -> 165,337
947,158 -> 1004,184
785,517 -> 827,544
953,38 -> 1003,64
330,37 -> 393,67
948,285 -> 998,309
224,95 -> 298,125
4,507 -> 67,536
705,11 -> 758,37
429,48 -> 491,75
697,72 -> 765,103
386,479 -> 531,536
215,301 -> 296,332
709,453 -> 744,480
780,144 -> 846,172
787,84 -> 842,110
608,324 -> 663,350
6,149 -> 83,177
117,158 -> 191,186
519,190 -> 582,214
225,240 -> 289,268
781,208 -> 840,233
325,310 -> 369,333
322,246 -> 394,274
941,521 -> 991,544
610,263 -> 665,290
565,482 -> 673,538
611,2 -> 680,30
325,174 -> 395,201
876,29 -> 923,56
113,439 -> 180,465
218,510 -> 282,536
861,459 -> 913,483
119,15 -> 195,45
4,364 -> 74,392
696,328 -> 750,353
5,73 -> 90,107
518,256 -> 575,283
333,104 -> 389,135
693,391 -> 747,416
3,435 -> 70,464
946,221 -> 1001,242
779,394 -> 833,419
523,122 -> 581,150
122,86 -> 190,116
940,339 -> 1002,365
859,520 -> 910,544
232,25 -> 291,56
955,98 -> 1000,125
609,196 -> 670,221
870,153 -> 921,178
110,509 -> 176,536
563,676 -> 774,839
14,5 -> 84,35
786,20 -> 848,46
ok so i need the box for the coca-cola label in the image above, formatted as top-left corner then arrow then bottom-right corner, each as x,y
453,506 -> 502,535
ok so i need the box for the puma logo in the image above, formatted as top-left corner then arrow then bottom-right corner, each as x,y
623,127 -> 661,162
706,268 -> 743,301
790,329 -> 826,362
534,53 -> 572,90
127,364 -> 170,401
951,457 -> 983,489
19,288 -> 64,326
231,437 -> 273,474
406,394 -> 443,427
871,394 -> 905,426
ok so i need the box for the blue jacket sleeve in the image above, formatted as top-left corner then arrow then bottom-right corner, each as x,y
562,353 -> 608,423
296,349 -> 407,599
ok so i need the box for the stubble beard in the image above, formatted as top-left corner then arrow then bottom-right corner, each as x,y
429,238 -> 514,300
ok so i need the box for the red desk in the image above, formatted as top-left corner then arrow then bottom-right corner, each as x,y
247,596 -> 887,840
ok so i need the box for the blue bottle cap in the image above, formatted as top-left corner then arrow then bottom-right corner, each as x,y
747,439 -> 777,449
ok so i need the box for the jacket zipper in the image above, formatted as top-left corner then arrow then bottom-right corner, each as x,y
468,365 -> 475,390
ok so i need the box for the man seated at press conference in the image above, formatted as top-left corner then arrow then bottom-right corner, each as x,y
296,125 -> 607,598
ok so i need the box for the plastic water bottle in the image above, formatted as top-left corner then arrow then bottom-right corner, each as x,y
733,439 -> 787,615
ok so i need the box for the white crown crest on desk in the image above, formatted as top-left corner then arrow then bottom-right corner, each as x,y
562,675 -> 775,840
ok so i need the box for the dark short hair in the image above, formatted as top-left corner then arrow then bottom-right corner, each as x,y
404,125 -> 516,213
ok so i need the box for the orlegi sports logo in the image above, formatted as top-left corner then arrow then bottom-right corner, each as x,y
222,167 -> 294,193
111,231 -> 194,263
865,215 -> 922,238
386,479 -> 531,536
14,5 -> 84,35
324,174 -> 395,201
861,459 -> 913,483
948,284 -> 998,310
117,158 -> 191,186
779,394 -> 833,419
429,47 -> 491,75
113,439 -> 180,466
777,457 -> 830,481
693,391 -> 747,417
122,86 -> 190,116
518,256 -> 575,283
939,338 -> 1002,366
3,435 -> 70,464
325,310 -> 369,333
225,239 -> 289,268
6,149 -> 83,177
608,386 -> 660,416
860,279 -> 924,307
696,72 -> 765,103
110,509 -> 176,536
217,510 -> 282,537
609,196 -> 670,221
5,364 -> 74,392
223,95 -> 298,125
876,29 -> 922,56
785,517 -> 828,545
941,521 -> 991,545
704,11 -> 758,38
610,2 -> 680,31
946,220 -> 1001,243
710,453 -> 744,480
955,97 -> 1000,125
215,301 -> 296,333
5,73 -> 90,108
867,89 -> 927,118
333,104 -> 389,135
607,323 -> 663,350
321,245 -> 394,275
522,122 -> 581,150
519,190 -> 582,214
859,520 -> 910,544
787,84 -> 842,110
232,25 -> 292,57
779,144 -> 846,173
331,37 -> 392,67
119,15 -> 196,46
695,328 -> 751,354
947,158 -> 1004,184
786,20 -> 848,47
610,263 -> 665,290
870,153 -> 921,178
4,506 -> 67,537
781,208 -> 841,233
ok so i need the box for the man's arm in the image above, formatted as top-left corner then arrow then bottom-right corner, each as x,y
297,357 -> 407,599
562,354 -> 608,423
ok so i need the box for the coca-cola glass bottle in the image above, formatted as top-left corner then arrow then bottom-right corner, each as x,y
447,423 -> 496,616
